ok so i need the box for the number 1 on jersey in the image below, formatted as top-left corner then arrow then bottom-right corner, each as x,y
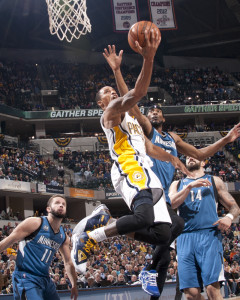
190,189 -> 202,202
41,249 -> 52,263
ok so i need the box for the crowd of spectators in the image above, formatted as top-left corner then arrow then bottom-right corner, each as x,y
226,140 -> 240,162
164,122 -> 236,133
0,61 -> 42,111
151,67 -> 240,106
204,150 -> 240,182
0,146 -> 66,187
0,144 -> 239,192
1,59 -> 240,111
53,148 -> 112,189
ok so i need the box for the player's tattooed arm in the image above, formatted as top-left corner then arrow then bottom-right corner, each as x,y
214,176 -> 240,218
213,176 -> 240,231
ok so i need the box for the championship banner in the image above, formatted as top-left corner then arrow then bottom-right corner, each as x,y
148,0 -> 177,30
111,0 -> 139,31
69,188 -> 94,199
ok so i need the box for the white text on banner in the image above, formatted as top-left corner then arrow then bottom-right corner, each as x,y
149,0 -> 177,29
112,0 -> 139,31
0,179 -> 31,192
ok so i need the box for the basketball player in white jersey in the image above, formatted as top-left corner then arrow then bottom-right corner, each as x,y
72,28 -> 190,297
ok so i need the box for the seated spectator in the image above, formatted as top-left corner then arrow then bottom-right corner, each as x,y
129,274 -> 140,285
92,272 -> 101,288
85,276 -> 94,288
115,274 -> 127,286
106,274 -> 115,286
56,278 -> 69,290
50,177 -> 59,186
166,267 -> 177,282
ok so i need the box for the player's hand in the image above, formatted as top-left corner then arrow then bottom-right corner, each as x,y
213,217 -> 232,232
188,178 -> 212,189
71,285 -> 78,300
103,45 -> 123,71
170,156 -> 191,177
224,122 -> 240,143
136,29 -> 160,60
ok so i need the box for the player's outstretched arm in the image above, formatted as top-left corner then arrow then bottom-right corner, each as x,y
0,217 -> 41,253
169,178 -> 212,209
103,30 -> 160,128
145,137 -> 191,176
59,236 -> 78,300
103,45 -> 128,96
171,123 -> 240,161
103,45 -> 152,135
213,176 -> 240,231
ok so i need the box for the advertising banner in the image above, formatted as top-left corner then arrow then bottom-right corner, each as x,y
46,185 -> 64,194
105,189 -> 122,199
69,188 -> 94,198
37,184 -> 46,193
0,179 -> 31,192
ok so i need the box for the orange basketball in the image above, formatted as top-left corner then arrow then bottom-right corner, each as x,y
128,21 -> 161,53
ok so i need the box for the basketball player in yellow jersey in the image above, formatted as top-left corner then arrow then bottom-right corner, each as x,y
73,29 -> 189,297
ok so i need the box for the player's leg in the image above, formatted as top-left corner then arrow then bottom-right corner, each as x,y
43,277 -> 60,300
134,223 -> 171,298
12,272 -> 45,300
142,205 -> 184,299
205,282 -> 223,300
177,233 -> 203,299
72,189 -> 157,274
12,272 -> 24,300
80,189 -> 156,244
199,230 -> 225,300
184,287 -> 204,300
24,287 -> 45,300
175,272 -> 183,300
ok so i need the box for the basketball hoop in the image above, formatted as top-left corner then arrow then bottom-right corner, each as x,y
46,0 -> 92,43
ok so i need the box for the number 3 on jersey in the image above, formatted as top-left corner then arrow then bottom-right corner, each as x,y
190,189 -> 202,202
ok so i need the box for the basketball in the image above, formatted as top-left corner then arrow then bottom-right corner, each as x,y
128,21 -> 161,53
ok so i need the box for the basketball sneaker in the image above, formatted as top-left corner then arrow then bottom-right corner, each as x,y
71,231 -> 97,274
139,267 -> 160,297
71,204 -> 112,273
72,204 -> 112,236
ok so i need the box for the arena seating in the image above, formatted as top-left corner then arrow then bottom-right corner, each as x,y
1,61 -> 240,111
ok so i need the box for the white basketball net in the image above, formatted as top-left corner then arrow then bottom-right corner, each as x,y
46,0 -> 92,43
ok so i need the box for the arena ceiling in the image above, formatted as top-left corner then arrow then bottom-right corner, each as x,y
0,0 -> 240,59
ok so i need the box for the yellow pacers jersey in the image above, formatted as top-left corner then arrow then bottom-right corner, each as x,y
101,112 -> 166,211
